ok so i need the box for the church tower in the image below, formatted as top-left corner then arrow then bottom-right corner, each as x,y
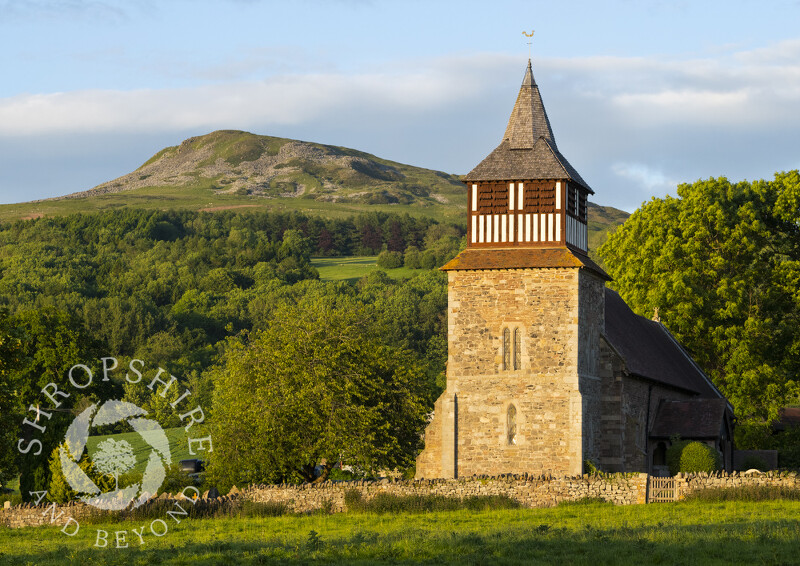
416,60 -> 610,478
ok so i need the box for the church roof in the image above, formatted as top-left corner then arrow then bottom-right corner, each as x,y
650,398 -> 730,439
464,60 -> 593,193
603,289 -> 727,401
439,246 -> 610,280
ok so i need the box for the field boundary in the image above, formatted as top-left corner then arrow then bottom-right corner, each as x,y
4,470 -> 800,528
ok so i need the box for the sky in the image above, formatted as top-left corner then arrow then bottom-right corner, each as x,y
1,0 -> 800,212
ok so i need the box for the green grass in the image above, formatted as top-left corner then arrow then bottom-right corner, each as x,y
85,427 -> 195,475
312,256 -> 422,282
2,500 -> 800,564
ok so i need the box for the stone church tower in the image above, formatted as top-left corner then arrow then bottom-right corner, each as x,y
416,59 -> 611,478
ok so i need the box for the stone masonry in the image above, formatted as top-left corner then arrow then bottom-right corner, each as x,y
416,267 -> 607,478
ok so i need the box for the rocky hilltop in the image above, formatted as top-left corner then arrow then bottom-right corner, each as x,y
61,130 -> 465,207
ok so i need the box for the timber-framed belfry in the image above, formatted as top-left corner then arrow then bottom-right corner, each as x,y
415,59 -> 734,479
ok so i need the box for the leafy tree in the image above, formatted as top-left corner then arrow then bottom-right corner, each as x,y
0,310 -> 23,489
599,173 -> 800,445
47,443 -> 114,503
376,250 -> 403,269
404,246 -> 421,269
207,294 -> 429,488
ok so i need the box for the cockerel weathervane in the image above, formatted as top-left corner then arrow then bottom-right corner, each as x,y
522,30 -> 535,58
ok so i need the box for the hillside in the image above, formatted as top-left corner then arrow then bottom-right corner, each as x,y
0,130 -> 629,241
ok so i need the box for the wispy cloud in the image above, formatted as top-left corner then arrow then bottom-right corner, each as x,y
611,163 -> 682,194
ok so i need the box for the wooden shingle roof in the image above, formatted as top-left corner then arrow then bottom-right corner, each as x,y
464,60 -> 593,193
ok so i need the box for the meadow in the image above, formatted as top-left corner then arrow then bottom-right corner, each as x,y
2,500 -> 799,565
311,256 -> 420,282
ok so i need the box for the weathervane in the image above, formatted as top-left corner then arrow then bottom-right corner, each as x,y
522,30 -> 535,58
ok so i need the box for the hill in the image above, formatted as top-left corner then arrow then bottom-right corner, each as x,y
0,130 -> 629,243
0,130 -> 468,223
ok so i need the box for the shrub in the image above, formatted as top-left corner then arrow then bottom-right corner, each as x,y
404,246 -> 421,269
47,444 -> 114,503
376,250 -> 403,269
157,464 -> 198,496
0,493 -> 22,507
666,440 -> 721,475
778,446 -> 800,469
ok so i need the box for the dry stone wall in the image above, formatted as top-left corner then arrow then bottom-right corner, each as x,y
6,472 -> 800,528
0,493 -> 235,529
245,474 -> 649,513
676,470 -> 800,496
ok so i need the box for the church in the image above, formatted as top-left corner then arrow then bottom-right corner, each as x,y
415,59 -> 734,478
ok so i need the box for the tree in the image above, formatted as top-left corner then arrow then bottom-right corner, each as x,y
599,172 -> 800,445
0,310 -> 23,490
48,444 -> 114,503
207,294 -> 429,489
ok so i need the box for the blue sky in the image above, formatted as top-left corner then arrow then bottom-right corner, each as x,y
2,0 -> 800,211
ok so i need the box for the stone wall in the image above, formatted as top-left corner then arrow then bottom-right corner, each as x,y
0,493 -> 234,529
677,470 -> 800,497
245,474 -> 649,513
6,473 -> 800,528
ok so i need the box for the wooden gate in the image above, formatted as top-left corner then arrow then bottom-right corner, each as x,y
648,476 -> 679,503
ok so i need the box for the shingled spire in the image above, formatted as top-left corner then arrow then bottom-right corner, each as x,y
503,59 -> 556,150
464,59 -> 592,194
446,57 -> 601,261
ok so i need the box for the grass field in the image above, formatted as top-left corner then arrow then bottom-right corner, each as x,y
85,426 -> 195,475
312,256 -> 421,282
1,500 -> 799,565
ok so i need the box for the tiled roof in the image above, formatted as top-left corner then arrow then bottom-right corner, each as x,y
463,60 -> 593,193
440,247 -> 610,280
604,289 -> 725,400
650,398 -> 730,439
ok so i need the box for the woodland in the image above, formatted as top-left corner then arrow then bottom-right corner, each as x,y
0,208 -> 461,493
0,170 -> 799,496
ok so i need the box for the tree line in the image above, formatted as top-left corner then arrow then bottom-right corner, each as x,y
599,171 -> 800,449
0,208 -> 456,495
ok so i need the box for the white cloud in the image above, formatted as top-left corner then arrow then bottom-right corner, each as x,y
611,163 -> 681,194
2,42 -> 800,210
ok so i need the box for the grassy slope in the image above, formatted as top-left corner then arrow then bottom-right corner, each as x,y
1,500 -> 799,564
85,427 -> 195,475
312,256 -> 422,282
0,185 -> 466,224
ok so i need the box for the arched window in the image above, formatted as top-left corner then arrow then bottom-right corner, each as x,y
513,328 -> 521,370
503,328 -> 511,370
507,404 -> 517,445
